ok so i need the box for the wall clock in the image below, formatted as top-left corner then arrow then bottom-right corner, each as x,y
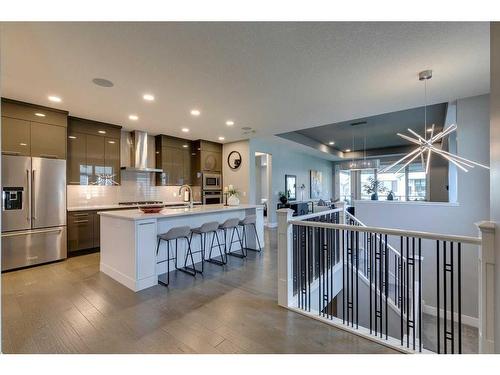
227,150 -> 242,170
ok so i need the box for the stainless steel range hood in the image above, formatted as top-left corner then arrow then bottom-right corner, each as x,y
121,130 -> 163,173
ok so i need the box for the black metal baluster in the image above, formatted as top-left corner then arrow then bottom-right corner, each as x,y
458,242 -> 462,354
418,238 -> 422,352
406,236 -> 410,348
374,232 -> 378,335
369,233 -> 373,334
451,242 -> 454,354
400,236 -> 404,346
443,241 -> 447,354
350,230 -> 354,327
436,240 -> 440,353
379,234 -> 383,338
342,229 -> 345,324
307,226 -> 312,312
356,231 -> 359,329
412,237 -> 416,350
385,234 -> 389,340
318,227 -> 322,316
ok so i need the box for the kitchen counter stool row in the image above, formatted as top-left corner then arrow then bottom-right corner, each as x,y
155,215 -> 262,286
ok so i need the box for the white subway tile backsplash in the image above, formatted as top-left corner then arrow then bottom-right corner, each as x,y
67,172 -> 201,208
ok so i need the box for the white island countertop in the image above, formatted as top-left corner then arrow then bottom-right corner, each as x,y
68,201 -> 203,212
98,204 -> 263,221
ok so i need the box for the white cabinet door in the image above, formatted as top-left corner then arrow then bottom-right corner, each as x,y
136,220 -> 157,282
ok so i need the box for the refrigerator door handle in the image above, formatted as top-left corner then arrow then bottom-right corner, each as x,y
1,227 -> 63,238
32,169 -> 36,220
26,169 -> 31,222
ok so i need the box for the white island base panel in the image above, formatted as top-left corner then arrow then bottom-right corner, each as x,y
99,204 -> 264,292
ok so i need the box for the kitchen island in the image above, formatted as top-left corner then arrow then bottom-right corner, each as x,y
98,204 -> 264,291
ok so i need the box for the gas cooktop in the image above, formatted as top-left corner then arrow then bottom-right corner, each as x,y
118,201 -> 163,206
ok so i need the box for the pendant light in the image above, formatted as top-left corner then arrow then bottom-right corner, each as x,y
380,70 -> 490,174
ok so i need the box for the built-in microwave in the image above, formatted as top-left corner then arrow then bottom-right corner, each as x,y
202,173 -> 221,190
202,191 -> 223,205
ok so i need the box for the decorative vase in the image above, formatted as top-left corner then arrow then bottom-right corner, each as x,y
227,194 -> 240,206
387,192 -> 394,201
371,193 -> 378,200
279,196 -> 288,204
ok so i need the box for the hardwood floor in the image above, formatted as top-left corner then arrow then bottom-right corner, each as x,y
2,229 -> 397,354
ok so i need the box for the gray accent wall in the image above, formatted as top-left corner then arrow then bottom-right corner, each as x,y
249,136 -> 334,224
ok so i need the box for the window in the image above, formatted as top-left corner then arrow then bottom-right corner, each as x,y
360,169 -> 376,200
378,163 -> 406,201
407,162 -> 427,201
339,170 -> 351,204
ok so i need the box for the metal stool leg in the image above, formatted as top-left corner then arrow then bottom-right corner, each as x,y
157,238 -> 171,287
205,230 -> 226,266
227,226 -> 246,258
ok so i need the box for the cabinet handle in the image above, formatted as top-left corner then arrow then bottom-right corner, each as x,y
40,154 -> 58,159
72,213 -> 89,217
69,181 -> 81,184
2,151 -> 21,155
73,219 -> 89,223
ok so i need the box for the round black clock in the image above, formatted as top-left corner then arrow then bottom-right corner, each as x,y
227,150 -> 242,170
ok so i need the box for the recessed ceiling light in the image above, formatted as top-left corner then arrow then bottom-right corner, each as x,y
68,136 -> 77,139
92,78 -> 114,88
108,140 -> 116,144
329,141 -> 335,145
226,120 -> 234,126
190,109 -> 201,116
129,114 -> 139,121
143,94 -> 155,101
98,130 -> 106,134
218,136 -> 225,141
182,144 -> 188,148
181,128 -> 189,133
345,149 -> 351,152
35,112 -> 46,117
19,143 -> 27,146
48,95 -> 61,103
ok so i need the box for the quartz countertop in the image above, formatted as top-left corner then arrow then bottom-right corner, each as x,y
98,204 -> 263,221
67,201 -> 202,212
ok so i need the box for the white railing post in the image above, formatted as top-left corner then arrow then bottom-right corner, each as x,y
477,221 -> 496,353
277,208 -> 294,308
336,201 -> 346,224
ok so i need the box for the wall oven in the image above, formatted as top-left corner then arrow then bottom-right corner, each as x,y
202,191 -> 223,205
202,173 -> 221,191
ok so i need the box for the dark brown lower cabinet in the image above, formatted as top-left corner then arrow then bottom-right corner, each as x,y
68,211 -> 96,252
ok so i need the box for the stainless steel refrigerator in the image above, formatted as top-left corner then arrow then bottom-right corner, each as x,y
2,155 -> 67,271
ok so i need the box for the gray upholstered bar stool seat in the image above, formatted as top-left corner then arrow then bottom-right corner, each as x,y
220,217 -> 245,259
239,215 -> 262,252
190,221 -> 225,267
156,225 -> 195,286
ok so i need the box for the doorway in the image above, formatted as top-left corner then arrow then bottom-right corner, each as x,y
255,152 -> 272,225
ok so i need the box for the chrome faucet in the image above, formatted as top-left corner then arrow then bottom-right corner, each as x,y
179,184 -> 194,208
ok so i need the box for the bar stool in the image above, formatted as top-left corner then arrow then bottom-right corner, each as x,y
190,221 -> 225,267
239,215 -> 262,252
220,217 -> 245,259
156,226 -> 195,287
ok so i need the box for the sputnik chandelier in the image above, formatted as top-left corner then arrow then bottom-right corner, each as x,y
380,70 -> 490,175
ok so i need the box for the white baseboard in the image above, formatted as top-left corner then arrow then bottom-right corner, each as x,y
422,303 -> 478,328
265,222 -> 278,228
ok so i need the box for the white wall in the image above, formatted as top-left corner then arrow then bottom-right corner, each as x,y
490,22 -> 500,353
354,94 -> 490,320
222,140 -> 250,204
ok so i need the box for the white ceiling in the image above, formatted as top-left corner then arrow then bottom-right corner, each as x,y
0,22 -> 490,143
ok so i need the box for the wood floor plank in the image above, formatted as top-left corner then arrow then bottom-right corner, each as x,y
1,229 -> 399,354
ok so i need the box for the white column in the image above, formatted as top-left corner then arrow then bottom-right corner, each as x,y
277,208 -> 294,308
477,221 -> 496,353
336,201 -> 346,224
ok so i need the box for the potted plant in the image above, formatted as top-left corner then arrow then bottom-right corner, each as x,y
227,186 -> 240,206
387,190 -> 395,200
362,177 -> 387,200
278,191 -> 288,204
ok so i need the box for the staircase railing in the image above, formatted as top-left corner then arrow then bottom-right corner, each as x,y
277,203 -> 496,354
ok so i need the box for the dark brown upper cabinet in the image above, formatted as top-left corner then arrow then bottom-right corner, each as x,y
155,135 -> 193,186
1,98 -> 68,159
196,140 -> 223,173
67,117 -> 122,185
